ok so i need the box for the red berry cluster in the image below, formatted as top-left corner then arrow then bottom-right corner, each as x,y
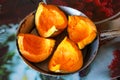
46,0 -> 120,22
108,49 -> 120,78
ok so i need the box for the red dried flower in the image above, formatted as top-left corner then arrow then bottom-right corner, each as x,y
93,0 -> 103,6
99,7 -> 113,17
93,0 -> 112,7
108,49 -> 120,78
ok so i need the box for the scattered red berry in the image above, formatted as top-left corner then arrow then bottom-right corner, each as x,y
108,49 -> 120,78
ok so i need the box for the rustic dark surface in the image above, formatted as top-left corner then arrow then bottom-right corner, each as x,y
0,0 -> 42,25
0,0 -> 120,79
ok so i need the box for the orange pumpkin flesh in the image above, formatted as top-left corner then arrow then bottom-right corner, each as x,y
35,3 -> 67,37
17,33 -> 55,62
67,16 -> 97,49
49,37 -> 83,73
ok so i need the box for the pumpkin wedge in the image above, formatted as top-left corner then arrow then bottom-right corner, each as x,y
17,33 -> 55,62
49,37 -> 83,73
35,3 -> 67,37
67,16 -> 97,49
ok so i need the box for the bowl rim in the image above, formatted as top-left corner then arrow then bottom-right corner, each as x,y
95,11 -> 120,24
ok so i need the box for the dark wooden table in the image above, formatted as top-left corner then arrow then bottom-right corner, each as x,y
0,0 -> 41,25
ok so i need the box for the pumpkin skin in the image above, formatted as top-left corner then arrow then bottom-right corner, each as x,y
49,37 -> 83,73
67,16 -> 97,49
17,33 -> 55,63
35,3 -> 68,37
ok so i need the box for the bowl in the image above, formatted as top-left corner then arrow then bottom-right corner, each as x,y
16,5 -> 99,76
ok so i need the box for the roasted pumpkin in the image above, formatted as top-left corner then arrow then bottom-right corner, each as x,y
17,33 -> 55,62
49,37 -> 83,73
35,3 -> 67,37
67,16 -> 97,49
